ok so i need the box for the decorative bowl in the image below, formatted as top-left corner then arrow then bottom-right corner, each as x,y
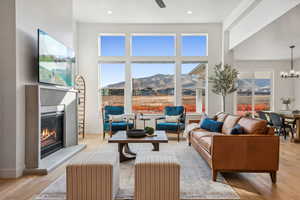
126,129 -> 146,138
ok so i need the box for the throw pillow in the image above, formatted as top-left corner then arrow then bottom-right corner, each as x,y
109,114 -> 125,122
165,115 -> 181,123
199,114 -> 208,127
200,118 -> 223,132
230,124 -> 245,135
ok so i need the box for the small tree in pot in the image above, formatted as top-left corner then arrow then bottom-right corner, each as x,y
209,63 -> 239,112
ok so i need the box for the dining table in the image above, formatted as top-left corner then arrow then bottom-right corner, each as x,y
277,111 -> 300,143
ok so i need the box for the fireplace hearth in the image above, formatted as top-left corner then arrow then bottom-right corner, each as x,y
41,107 -> 64,159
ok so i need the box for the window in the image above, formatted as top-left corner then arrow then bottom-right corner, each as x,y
132,35 -> 175,56
98,33 -> 209,114
182,35 -> 207,56
99,63 -> 125,108
236,72 -> 272,116
132,63 -> 174,114
99,35 -> 125,56
181,63 -> 206,113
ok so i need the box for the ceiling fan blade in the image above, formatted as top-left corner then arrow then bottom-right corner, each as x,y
155,0 -> 166,8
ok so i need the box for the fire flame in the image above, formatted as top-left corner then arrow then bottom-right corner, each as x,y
41,128 -> 57,141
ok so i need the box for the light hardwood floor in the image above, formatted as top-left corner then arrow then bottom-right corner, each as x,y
0,134 -> 299,200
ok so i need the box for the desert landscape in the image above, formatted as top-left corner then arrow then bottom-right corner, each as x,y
102,95 -> 200,113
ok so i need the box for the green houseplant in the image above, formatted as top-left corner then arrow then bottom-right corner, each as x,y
209,63 -> 239,112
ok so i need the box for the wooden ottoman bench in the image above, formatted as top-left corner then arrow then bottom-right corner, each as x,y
134,154 -> 180,200
66,152 -> 119,200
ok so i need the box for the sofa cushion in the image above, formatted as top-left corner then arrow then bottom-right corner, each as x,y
230,124 -> 245,135
215,112 -> 228,122
238,117 -> 268,134
197,136 -> 212,154
199,114 -> 209,127
222,115 -> 242,134
192,130 -> 221,139
201,118 -> 223,132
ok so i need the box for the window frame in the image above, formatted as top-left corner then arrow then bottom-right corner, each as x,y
98,33 -> 209,115
234,71 -> 274,117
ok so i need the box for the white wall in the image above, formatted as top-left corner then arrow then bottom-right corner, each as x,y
77,23 -> 223,134
227,3 -> 300,114
0,0 -> 18,178
0,0 -> 74,178
229,0 -> 300,49
233,4 -> 300,60
294,59 -> 300,109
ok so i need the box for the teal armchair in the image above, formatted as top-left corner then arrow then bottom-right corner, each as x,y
155,106 -> 186,142
102,106 -> 134,139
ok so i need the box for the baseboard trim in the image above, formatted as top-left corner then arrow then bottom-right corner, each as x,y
0,166 -> 24,179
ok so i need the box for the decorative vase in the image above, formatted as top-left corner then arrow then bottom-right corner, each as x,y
284,104 -> 290,111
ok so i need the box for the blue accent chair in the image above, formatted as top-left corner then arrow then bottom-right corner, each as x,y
155,106 -> 186,142
102,106 -> 134,139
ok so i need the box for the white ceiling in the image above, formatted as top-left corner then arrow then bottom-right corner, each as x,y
74,0 -> 242,23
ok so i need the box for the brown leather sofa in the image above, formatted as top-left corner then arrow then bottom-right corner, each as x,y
188,113 -> 280,183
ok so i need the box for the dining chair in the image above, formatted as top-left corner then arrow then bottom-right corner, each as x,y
268,112 -> 294,140
257,111 -> 273,126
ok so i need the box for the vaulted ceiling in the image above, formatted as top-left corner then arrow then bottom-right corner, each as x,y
74,0 -> 241,23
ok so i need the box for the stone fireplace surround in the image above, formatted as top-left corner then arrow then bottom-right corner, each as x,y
24,84 -> 86,175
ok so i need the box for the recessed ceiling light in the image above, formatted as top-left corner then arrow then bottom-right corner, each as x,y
187,10 -> 193,15
107,10 -> 112,14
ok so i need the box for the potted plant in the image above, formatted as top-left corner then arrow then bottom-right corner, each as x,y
209,63 -> 239,112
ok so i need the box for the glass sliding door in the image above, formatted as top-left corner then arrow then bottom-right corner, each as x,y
236,73 -> 253,116
254,72 -> 272,114
181,63 -> 206,113
236,72 -> 273,116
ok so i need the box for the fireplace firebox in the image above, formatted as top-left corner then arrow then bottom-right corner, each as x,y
41,107 -> 64,159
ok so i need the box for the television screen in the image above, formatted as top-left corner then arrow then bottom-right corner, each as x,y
38,29 -> 75,87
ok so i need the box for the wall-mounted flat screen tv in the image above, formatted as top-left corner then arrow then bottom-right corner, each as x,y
38,29 -> 75,87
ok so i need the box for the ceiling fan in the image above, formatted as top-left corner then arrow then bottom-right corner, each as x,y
155,0 -> 166,8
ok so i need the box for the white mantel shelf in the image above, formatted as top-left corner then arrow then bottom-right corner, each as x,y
26,83 -> 78,93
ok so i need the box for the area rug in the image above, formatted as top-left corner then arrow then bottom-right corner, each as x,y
36,142 -> 240,200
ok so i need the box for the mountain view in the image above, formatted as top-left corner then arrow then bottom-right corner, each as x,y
103,73 -> 202,95
237,79 -> 271,95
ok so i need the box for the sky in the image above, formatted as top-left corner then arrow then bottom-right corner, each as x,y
100,35 -> 207,87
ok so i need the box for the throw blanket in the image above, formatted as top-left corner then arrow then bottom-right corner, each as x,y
183,123 -> 200,141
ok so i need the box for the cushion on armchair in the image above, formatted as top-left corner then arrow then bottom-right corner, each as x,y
165,115 -> 181,123
109,114 -> 125,122
104,121 -> 134,131
156,122 -> 185,131
104,106 -> 124,121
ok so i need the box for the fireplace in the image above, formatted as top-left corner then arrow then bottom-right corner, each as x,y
40,106 -> 64,159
